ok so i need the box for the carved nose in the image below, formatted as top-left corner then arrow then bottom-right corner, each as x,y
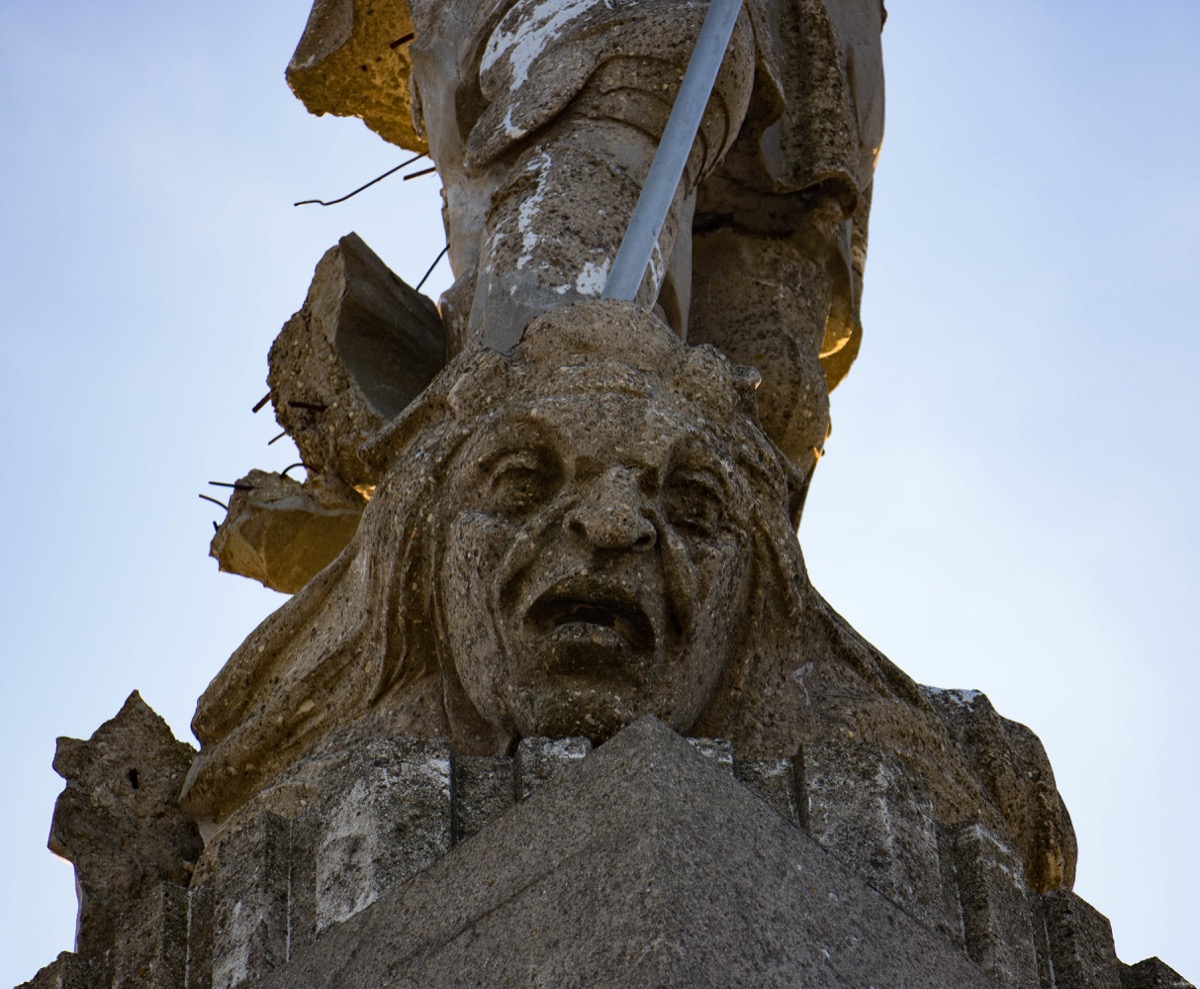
565,468 -> 656,551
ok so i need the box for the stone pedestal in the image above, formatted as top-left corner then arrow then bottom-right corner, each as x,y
19,716 -> 1196,989
243,718 -> 998,989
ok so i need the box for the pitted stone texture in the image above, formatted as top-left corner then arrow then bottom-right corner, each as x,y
513,736 -> 591,799
686,736 -> 735,770
111,882 -> 188,989
450,755 -> 514,842
16,954 -> 91,989
178,730 -> 458,988
244,718 -> 998,989
923,685 -> 1077,894
945,822 -> 1040,989
313,736 -> 452,930
1123,957 -> 1197,989
734,757 -> 800,824
184,885 -> 215,989
25,712 -> 1191,989
797,738 -> 952,937
1037,890 -> 1124,989
287,0 -> 424,153
283,811 -> 321,955
266,232 -> 444,491
208,469 -> 365,594
689,226 -> 836,468
48,693 -> 200,966
294,0 -> 883,470
206,813 -> 290,989
186,301 -> 1078,902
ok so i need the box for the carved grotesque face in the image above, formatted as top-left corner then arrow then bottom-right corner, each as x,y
440,390 -> 753,742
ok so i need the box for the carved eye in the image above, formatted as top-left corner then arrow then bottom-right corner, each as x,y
663,469 -> 726,539
482,447 -> 561,516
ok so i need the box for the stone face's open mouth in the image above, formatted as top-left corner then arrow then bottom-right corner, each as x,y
527,589 -> 656,655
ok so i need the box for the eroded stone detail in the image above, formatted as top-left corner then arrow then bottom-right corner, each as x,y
922,684 -> 1077,894
19,706 -> 1194,989
14,0 -> 1194,986
797,738 -> 950,936
287,0 -> 424,153
946,822 -> 1040,989
209,469 -> 366,595
207,233 -> 445,594
288,0 -> 885,474
1036,890 -> 1126,989
47,693 -> 201,974
182,302 -> 1078,905
1123,958 -> 1199,989
514,736 -> 592,798
265,232 -> 444,493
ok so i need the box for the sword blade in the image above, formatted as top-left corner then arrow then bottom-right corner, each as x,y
601,0 -> 745,302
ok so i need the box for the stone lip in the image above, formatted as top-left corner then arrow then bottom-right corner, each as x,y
246,716 -> 996,989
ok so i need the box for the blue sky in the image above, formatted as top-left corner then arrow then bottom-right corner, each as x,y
2,1 -> 1197,984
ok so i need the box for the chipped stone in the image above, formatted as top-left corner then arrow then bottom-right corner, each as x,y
48,693 -> 200,967
208,469 -> 365,594
266,232 -> 445,491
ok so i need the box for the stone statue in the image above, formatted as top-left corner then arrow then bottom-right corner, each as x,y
182,302 -> 1074,896
189,0 -> 1076,904
24,8 -> 1197,988
288,0 -> 885,473
211,0 -> 886,591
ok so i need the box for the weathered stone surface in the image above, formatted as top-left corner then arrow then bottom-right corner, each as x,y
1123,957 -> 1197,989
24,710 -> 1194,989
244,718 -> 998,989
13,2 -> 1192,987
110,882 -> 188,989
686,736 -> 735,770
797,737 -> 951,936
287,0 -> 424,153
266,231 -> 444,492
1037,890 -> 1125,989
449,754 -> 514,843
48,693 -> 200,966
734,756 -> 799,823
513,736 -> 591,799
922,685 -> 1077,894
208,469 -> 365,594
312,736 -> 452,930
16,953 -> 90,989
184,301 -> 1077,904
288,0 -> 882,473
205,813 -> 289,989
945,822 -> 1040,989
183,884 -> 215,989
283,811 -> 320,956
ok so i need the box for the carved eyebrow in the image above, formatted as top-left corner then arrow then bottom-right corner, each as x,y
478,445 -> 546,475
462,415 -> 560,470
664,440 -> 731,493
